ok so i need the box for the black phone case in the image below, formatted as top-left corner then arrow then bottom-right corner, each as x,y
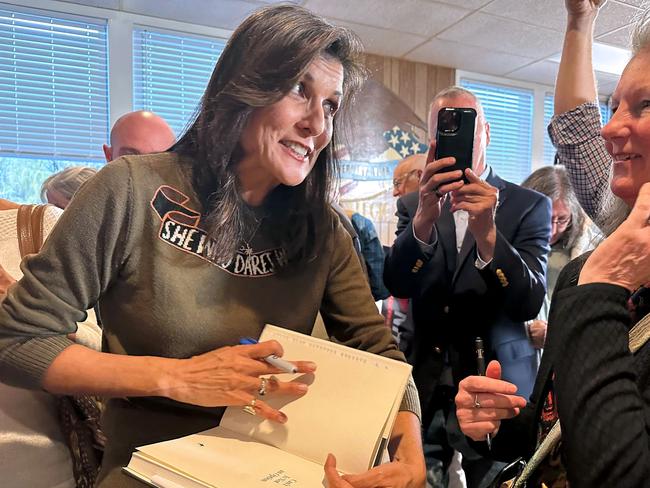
435,107 -> 477,183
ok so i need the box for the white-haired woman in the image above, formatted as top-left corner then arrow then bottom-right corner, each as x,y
41,166 -> 98,209
455,2 -> 650,487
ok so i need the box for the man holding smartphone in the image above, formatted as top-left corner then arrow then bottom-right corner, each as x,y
384,86 -> 552,487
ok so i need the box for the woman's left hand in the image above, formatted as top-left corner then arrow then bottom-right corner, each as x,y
579,182 -> 650,290
325,453 -> 423,488
336,458 -> 424,488
325,411 -> 425,487
324,454 -> 354,488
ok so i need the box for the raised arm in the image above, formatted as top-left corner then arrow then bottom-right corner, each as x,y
554,1 -> 603,115
549,0 -> 612,229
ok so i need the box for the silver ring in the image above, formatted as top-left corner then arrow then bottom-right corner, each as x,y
243,398 -> 257,416
258,377 -> 267,396
474,394 -> 481,409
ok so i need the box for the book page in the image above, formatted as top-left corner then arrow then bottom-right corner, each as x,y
133,426 -> 327,487
221,325 -> 411,475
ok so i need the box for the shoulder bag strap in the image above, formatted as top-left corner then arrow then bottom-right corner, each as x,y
16,204 -> 48,258
16,204 -> 36,258
30,204 -> 47,252
514,312 -> 650,487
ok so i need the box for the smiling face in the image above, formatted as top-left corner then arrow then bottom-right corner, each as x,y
601,49 -> 650,206
237,56 -> 344,205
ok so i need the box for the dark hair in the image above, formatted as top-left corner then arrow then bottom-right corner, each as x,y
173,5 -> 366,265
521,165 -> 585,249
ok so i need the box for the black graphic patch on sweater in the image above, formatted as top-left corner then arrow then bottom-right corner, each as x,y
150,185 -> 286,277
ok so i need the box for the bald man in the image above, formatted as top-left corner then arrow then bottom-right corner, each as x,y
102,110 -> 176,162
392,153 -> 426,197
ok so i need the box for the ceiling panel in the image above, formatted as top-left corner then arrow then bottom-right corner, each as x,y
615,0 -> 646,6
423,0 -> 492,8
32,0 -> 643,91
437,11 -> 564,59
303,0 -> 470,37
331,20 -> 428,58
597,24 -> 634,48
507,60 -> 558,87
123,0 -> 258,30
481,0 -> 638,36
481,0 -> 569,33
593,0 -> 640,36
406,38 -> 534,76
57,0 -> 121,8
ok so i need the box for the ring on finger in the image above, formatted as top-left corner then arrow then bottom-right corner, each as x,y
243,398 -> 257,416
434,187 -> 444,199
258,377 -> 268,396
474,394 -> 481,409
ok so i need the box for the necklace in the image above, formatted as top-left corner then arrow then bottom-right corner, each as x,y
240,215 -> 264,253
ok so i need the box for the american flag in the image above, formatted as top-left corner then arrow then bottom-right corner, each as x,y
383,126 -> 428,158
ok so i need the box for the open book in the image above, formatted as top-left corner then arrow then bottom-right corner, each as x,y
123,325 -> 412,487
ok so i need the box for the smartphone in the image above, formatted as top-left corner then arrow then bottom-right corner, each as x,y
433,107 -> 477,183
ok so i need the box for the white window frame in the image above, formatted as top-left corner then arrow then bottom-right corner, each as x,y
456,70 -> 610,176
9,0 -> 232,129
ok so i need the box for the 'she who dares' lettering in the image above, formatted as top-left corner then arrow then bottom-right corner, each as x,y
151,186 -> 286,277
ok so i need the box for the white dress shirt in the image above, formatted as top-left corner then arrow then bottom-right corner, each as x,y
414,166 -> 493,269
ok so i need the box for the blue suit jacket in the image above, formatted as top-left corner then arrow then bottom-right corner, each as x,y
384,171 -> 551,422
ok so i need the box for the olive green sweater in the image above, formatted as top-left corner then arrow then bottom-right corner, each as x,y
0,153 -> 419,482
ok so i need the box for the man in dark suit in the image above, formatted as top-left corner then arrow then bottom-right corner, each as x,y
384,86 -> 551,487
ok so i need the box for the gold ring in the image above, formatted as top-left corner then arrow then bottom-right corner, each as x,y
243,398 -> 257,416
258,377 -> 267,396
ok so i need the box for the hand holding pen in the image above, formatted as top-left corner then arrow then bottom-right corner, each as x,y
474,337 -> 491,449
239,337 -> 298,373
454,345 -> 526,446
158,338 -> 315,423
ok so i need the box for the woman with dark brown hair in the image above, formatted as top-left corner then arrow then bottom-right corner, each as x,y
0,5 -> 425,487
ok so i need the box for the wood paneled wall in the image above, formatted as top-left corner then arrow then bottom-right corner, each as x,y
343,54 -> 455,246
363,54 -> 455,124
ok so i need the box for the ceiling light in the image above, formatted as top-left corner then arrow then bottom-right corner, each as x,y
548,41 -> 631,76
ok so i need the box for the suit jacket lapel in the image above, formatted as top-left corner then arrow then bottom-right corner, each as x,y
487,169 -> 507,210
452,226 -> 475,283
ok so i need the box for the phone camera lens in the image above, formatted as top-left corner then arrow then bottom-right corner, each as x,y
438,109 -> 460,133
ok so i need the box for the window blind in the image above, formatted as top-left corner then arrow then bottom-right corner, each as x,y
132,27 -> 225,137
0,6 -> 109,160
460,79 -> 533,184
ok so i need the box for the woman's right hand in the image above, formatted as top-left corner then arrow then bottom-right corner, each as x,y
163,340 -> 316,423
455,360 -> 527,442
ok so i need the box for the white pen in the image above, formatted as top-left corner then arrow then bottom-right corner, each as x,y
239,337 -> 298,373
